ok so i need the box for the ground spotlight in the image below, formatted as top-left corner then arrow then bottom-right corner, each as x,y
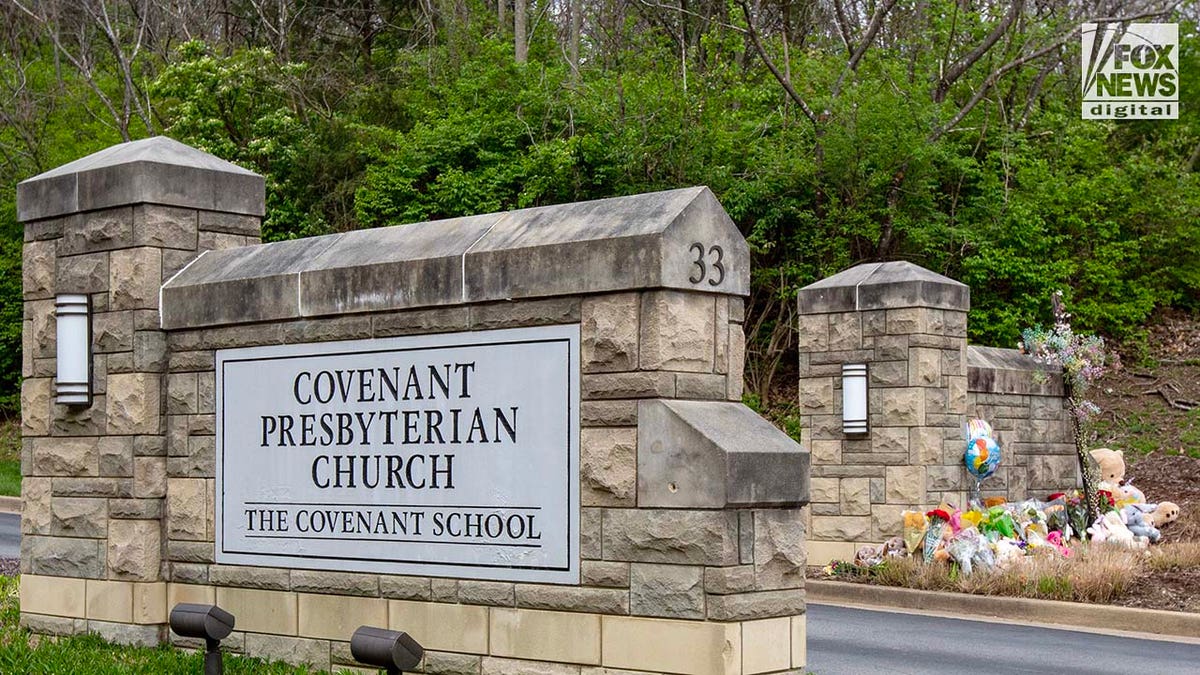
169,603 -> 236,675
350,625 -> 424,674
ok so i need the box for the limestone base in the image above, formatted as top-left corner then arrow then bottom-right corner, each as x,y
20,575 -> 805,675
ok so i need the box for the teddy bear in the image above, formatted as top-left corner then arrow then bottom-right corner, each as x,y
1088,510 -> 1148,549
1121,504 -> 1161,543
1088,447 -> 1145,505
1146,501 -> 1181,529
854,536 -> 907,566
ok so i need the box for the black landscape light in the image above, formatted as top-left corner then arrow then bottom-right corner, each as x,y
169,603 -> 236,675
350,625 -> 424,674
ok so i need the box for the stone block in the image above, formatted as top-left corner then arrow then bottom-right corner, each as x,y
108,519 -> 161,581
426,651 -> 483,675
637,399 -> 809,509
297,593 -> 387,640
515,585 -> 628,614
581,400 -> 638,427
245,634 -> 329,672
21,377 -> 52,436
809,477 -> 837,504
581,560 -> 630,588
291,570 -> 379,596
85,579 -> 134,622
828,313 -> 861,351
910,427 -> 942,465
379,576 -> 431,601
371,306 -> 471,337
799,377 -> 833,412
482,658 -> 580,675
885,466 -> 925,504
216,586 -> 297,635
22,238 -> 56,299
742,617 -> 791,675
810,440 -> 841,465
33,436 -> 98,476
797,313 -> 829,351
603,509 -> 738,565
629,563 -> 704,619
706,588 -> 805,621
109,247 -> 162,310
908,347 -> 941,386
92,438 -> 131,479
581,508 -> 601,559
639,291 -> 715,372
676,372 -> 727,400
715,298 -> 730,374
209,564 -> 290,590
839,478 -> 870,516
811,515 -> 870,541
728,325 -> 745,401
106,372 -> 161,434
490,607 -> 601,665
166,373 -> 198,415
19,613 -> 86,635
875,388 -> 925,427
581,427 -> 636,507
199,210 -> 262,236
581,293 -> 640,372
388,599 -> 489,654
600,615 -> 740,675
21,574 -> 87,617
109,498 -> 162,520
432,578 -> 459,601
50,497 -> 108,538
581,372 -> 675,399
872,504 -> 906,539
167,477 -> 208,540
704,565 -> 756,595
132,204 -> 198,249
59,207 -> 133,255
21,477 -> 52,535
926,465 -> 967,491
457,580 -> 515,606
133,457 -> 166,498
752,510 -> 806,590
27,534 -> 105,578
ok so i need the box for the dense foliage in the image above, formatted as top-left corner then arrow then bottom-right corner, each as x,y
1,1 -> 1198,410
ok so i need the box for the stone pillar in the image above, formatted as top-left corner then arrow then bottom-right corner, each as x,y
18,137 -> 264,642
796,262 -> 969,563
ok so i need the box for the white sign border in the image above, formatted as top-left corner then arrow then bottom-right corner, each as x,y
213,324 -> 582,584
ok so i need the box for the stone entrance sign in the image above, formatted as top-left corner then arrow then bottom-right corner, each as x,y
19,137 -> 810,675
217,326 -> 581,582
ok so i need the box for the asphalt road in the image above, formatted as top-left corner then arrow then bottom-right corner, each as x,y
808,603 -> 1200,675
0,512 -> 19,559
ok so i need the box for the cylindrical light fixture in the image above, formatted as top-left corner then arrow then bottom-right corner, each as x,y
55,294 -> 91,406
842,363 -> 868,434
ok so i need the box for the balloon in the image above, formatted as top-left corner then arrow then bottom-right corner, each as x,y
964,435 -> 1001,480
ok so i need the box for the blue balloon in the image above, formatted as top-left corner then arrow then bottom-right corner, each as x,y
964,436 -> 1001,480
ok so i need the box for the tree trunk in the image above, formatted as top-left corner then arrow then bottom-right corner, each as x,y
498,0 -> 505,30
514,0 -> 527,63
569,0 -> 581,80
1069,393 -> 1102,526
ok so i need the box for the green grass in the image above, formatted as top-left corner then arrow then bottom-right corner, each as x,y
0,576 -> 363,674
0,419 -> 19,497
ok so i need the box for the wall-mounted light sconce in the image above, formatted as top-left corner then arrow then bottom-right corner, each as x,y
842,363 -> 868,434
55,294 -> 91,406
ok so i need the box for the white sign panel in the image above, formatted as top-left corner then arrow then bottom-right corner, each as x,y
215,325 -> 580,584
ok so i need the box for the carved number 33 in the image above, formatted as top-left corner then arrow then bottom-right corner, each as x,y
688,242 -> 725,286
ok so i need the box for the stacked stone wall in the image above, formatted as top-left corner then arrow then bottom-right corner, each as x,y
20,200 -> 260,644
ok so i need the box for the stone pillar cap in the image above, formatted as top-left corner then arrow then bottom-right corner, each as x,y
798,261 -> 969,313
160,186 -> 749,329
17,136 -> 265,222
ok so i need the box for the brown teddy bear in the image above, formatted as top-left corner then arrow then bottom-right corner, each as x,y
1146,501 -> 1181,529
1089,448 -> 1126,491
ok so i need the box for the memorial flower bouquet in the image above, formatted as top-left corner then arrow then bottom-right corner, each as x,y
1021,291 -> 1116,523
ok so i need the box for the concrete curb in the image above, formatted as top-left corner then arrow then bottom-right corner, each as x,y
0,496 -> 21,514
808,579 -> 1200,639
